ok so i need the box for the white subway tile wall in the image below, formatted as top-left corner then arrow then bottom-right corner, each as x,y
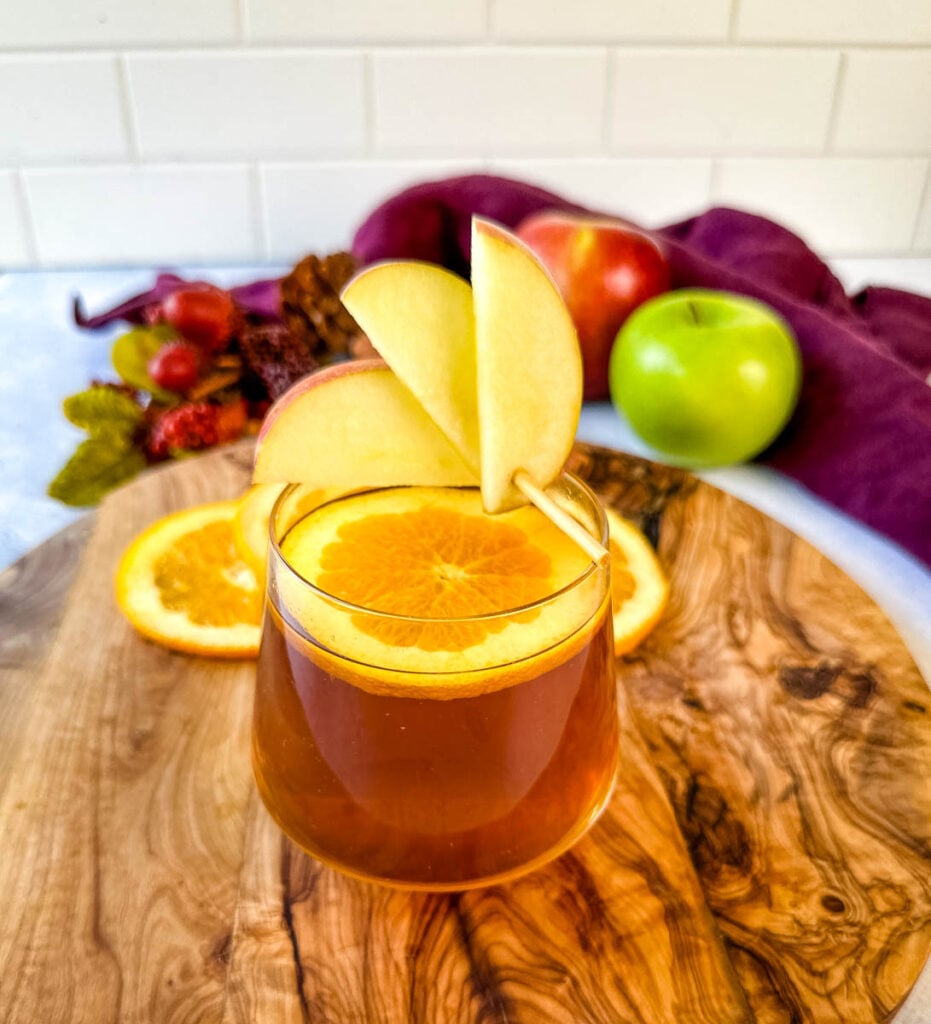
0,56 -> 128,162
735,0 -> 931,45
916,172 -> 931,250
0,0 -> 239,49
714,158 -> 929,253
609,49 -> 840,152
492,0 -> 732,42
373,49 -> 607,155
0,4 -> 927,268
0,173 -> 32,265
24,166 -> 257,265
247,0 -> 487,43
262,160 -> 484,260
487,158 -> 714,223
126,52 -> 367,159
833,51 -> 931,153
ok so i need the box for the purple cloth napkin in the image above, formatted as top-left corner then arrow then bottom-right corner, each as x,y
353,174 -> 931,568
73,272 -> 283,328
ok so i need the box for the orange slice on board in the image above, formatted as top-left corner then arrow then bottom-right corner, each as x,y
277,486 -> 605,698
115,500 -> 262,658
603,506 -> 669,655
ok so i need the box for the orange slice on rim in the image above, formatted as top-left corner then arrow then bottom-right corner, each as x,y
277,486 -> 604,697
603,506 -> 668,655
232,483 -> 285,578
115,500 -> 262,658
233,483 -> 353,580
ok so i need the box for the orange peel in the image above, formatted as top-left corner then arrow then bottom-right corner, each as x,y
603,506 -> 669,655
116,500 -> 262,658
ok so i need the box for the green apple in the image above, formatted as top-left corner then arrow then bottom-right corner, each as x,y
609,289 -> 801,466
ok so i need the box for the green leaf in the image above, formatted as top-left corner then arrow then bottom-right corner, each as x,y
111,326 -> 179,404
47,437 -> 146,507
63,386 -> 143,443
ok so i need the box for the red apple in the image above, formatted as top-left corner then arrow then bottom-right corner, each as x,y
516,212 -> 670,399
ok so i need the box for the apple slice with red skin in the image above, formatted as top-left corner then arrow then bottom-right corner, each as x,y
341,223 -> 582,515
255,227 -> 601,559
341,261 -> 479,471
471,217 -> 582,513
516,212 -> 669,400
253,359 -> 477,490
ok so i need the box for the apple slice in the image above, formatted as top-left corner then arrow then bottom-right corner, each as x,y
254,360 -> 477,489
471,217 -> 582,512
341,262 -> 479,471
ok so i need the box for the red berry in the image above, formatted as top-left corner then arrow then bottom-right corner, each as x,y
159,286 -> 236,353
147,341 -> 200,393
147,402 -> 219,459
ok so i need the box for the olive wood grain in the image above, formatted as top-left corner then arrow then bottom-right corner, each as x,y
0,513 -> 94,810
0,441 -> 927,1023
568,446 -> 931,1023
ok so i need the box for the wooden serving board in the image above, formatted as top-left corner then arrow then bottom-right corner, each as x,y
1,442 -> 929,1023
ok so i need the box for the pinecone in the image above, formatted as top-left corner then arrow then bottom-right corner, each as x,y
281,252 -> 360,360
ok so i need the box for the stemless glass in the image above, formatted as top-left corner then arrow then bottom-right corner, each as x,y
252,473 -> 618,891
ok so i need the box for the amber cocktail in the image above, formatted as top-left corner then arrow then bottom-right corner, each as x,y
252,474 -> 618,890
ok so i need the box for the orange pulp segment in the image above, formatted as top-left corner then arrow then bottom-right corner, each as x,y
278,487 -> 604,698
603,506 -> 669,655
116,500 -> 262,658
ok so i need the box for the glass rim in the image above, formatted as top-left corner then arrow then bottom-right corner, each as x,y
267,471 -> 609,626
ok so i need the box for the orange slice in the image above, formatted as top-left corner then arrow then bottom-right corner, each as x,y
232,483 -> 285,577
116,500 -> 262,658
233,484 -> 352,579
603,506 -> 668,655
278,486 -> 605,698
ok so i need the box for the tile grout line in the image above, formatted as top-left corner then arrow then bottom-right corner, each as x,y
909,160 -> 931,251
600,47 -> 616,155
252,164 -> 270,260
362,51 -> 375,157
1,40 -> 930,53
2,150 -> 930,174
823,50 -> 848,153
236,0 -> 250,45
116,54 -> 142,161
1,148 -> 929,174
12,169 -> 39,265
727,0 -> 741,42
707,159 -> 722,204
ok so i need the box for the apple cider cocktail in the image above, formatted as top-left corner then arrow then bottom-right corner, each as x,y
253,479 -> 618,889
251,217 -> 620,889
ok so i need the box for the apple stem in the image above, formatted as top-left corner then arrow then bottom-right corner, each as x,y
513,471 -> 609,564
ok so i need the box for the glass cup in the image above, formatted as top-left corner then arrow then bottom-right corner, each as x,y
252,473 -> 618,890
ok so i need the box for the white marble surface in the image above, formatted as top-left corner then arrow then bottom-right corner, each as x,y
0,265 -> 284,568
0,258 -> 929,1017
